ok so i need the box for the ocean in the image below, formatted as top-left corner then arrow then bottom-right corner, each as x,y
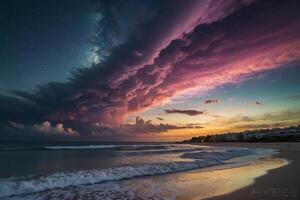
0,141 -> 278,200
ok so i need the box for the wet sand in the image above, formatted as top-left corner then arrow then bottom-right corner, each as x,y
201,142 -> 300,200
119,142 -> 297,200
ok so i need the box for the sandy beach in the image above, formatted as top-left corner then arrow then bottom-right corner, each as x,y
201,142 -> 300,200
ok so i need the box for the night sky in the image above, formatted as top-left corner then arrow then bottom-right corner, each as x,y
1,0 -> 300,141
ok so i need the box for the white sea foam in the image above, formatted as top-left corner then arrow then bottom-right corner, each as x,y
13,180 -> 176,200
0,147 -> 277,198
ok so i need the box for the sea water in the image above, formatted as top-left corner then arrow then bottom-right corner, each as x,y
0,141 -> 277,199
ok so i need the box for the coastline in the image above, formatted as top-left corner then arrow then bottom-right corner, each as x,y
199,142 -> 300,200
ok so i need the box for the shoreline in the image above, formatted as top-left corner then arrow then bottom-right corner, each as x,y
197,142 -> 300,200
0,142 -> 298,200
126,142 -> 293,200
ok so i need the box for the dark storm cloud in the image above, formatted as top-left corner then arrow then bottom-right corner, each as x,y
0,95 -> 45,125
164,109 -> 207,116
204,99 -> 219,105
123,117 -> 197,134
247,100 -> 263,105
255,101 -> 262,105
2,0 -> 247,127
1,0 -> 300,138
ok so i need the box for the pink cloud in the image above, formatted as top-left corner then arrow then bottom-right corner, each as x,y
109,0 -> 255,88
119,1 -> 300,118
9,121 -> 79,136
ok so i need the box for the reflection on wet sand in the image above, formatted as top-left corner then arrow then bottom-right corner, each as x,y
101,156 -> 289,200
161,157 -> 289,200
